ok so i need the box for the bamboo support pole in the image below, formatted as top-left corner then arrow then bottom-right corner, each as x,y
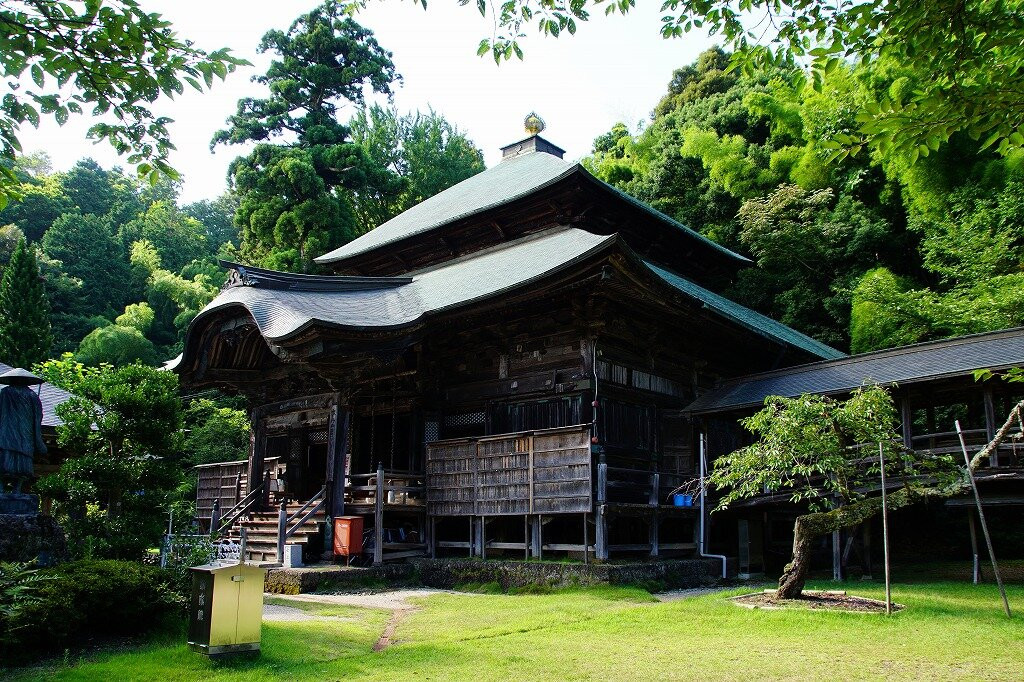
878,442 -> 892,616
956,420 -> 1011,618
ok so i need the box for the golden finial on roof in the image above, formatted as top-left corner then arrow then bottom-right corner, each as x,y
524,112 -> 545,136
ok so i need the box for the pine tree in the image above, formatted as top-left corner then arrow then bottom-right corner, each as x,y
0,239 -> 52,367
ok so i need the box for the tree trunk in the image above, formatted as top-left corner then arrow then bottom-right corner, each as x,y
777,517 -> 816,598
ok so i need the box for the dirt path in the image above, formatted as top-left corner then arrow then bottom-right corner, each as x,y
654,587 -> 730,602
267,589 -> 474,652
270,588 -> 465,611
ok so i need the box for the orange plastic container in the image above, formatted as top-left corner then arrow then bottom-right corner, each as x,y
333,516 -> 364,557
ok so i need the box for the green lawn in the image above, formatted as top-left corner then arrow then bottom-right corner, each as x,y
12,581 -> 1024,681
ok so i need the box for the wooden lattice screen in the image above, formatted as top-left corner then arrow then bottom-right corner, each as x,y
425,425 -> 592,516
195,460 -> 247,529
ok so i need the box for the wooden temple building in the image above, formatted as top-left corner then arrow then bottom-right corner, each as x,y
179,129 -> 1024,573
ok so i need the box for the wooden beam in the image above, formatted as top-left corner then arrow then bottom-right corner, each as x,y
374,464 -> 384,566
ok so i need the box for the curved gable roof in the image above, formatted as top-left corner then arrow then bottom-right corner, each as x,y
190,227 -> 616,345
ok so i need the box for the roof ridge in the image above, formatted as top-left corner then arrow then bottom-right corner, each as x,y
642,261 -> 844,361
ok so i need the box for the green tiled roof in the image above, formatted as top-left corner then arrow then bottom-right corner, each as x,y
192,227 -> 616,342
315,150 -> 747,266
646,262 -> 845,361
685,327 -> 1024,414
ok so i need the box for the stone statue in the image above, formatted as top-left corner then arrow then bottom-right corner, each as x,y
0,367 -> 67,565
0,368 -> 46,501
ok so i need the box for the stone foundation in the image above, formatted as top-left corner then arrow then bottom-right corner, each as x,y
412,558 -> 720,591
264,562 -> 415,594
265,558 -> 720,594
0,513 -> 68,565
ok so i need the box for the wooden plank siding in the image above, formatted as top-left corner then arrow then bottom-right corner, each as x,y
426,426 -> 591,517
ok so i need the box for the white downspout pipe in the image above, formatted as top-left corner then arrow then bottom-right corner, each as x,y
698,432 -> 729,579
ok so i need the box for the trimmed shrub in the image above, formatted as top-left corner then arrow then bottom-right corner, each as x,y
2,559 -> 183,663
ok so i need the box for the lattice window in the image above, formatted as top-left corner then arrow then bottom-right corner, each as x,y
424,421 -> 440,443
308,429 -> 328,445
443,412 -> 486,427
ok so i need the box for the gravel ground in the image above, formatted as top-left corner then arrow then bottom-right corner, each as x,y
267,588 -> 471,611
262,603 -> 354,622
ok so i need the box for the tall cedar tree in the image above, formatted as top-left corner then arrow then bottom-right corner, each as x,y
212,2 -> 399,272
0,239 -> 52,366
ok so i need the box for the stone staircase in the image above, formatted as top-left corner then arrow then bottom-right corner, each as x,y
237,503 -> 327,564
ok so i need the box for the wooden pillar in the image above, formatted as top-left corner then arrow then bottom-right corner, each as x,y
530,515 -> 542,559
374,464 -> 384,566
428,517 -> 437,558
832,529 -> 843,581
983,389 -> 998,466
247,409 -> 267,511
209,499 -> 221,536
596,458 -> 608,561
477,516 -> 486,560
326,401 -> 350,519
968,510 -> 981,585
899,398 -> 914,451
649,471 -> 659,558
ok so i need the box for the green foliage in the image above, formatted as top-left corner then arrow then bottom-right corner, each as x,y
709,386 -> 956,511
182,193 -> 240,251
0,1 -> 246,206
115,302 -> 155,334
41,212 -> 131,318
183,398 -> 250,467
349,105 -> 485,233
76,322 -> 159,367
118,201 -> 207,273
213,1 -> 398,271
0,238 -> 51,366
3,560 -> 180,661
0,561 -> 52,651
34,357 -> 184,559
130,240 -> 219,343
401,0 -> 1024,163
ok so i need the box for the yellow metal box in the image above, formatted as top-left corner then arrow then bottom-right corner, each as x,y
188,561 -> 268,656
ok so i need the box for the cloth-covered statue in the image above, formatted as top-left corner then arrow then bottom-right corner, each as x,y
0,368 -> 46,495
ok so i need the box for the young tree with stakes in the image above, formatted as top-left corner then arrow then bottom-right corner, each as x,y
709,385 -> 1024,599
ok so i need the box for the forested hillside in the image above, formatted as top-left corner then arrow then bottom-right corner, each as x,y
585,49 -> 1024,353
0,104 -> 483,367
0,7 -> 483,369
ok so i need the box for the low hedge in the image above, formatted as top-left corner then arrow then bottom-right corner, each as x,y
2,559 -> 184,663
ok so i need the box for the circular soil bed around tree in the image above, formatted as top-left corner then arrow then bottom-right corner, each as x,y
730,590 -> 904,613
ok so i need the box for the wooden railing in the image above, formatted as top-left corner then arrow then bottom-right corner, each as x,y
350,465 -> 427,564
212,473 -> 268,535
277,486 -> 326,561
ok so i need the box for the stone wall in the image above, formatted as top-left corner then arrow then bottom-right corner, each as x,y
264,562 -> 415,594
0,514 -> 68,565
411,558 -> 720,591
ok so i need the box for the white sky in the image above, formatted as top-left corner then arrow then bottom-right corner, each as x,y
21,1 -> 717,204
